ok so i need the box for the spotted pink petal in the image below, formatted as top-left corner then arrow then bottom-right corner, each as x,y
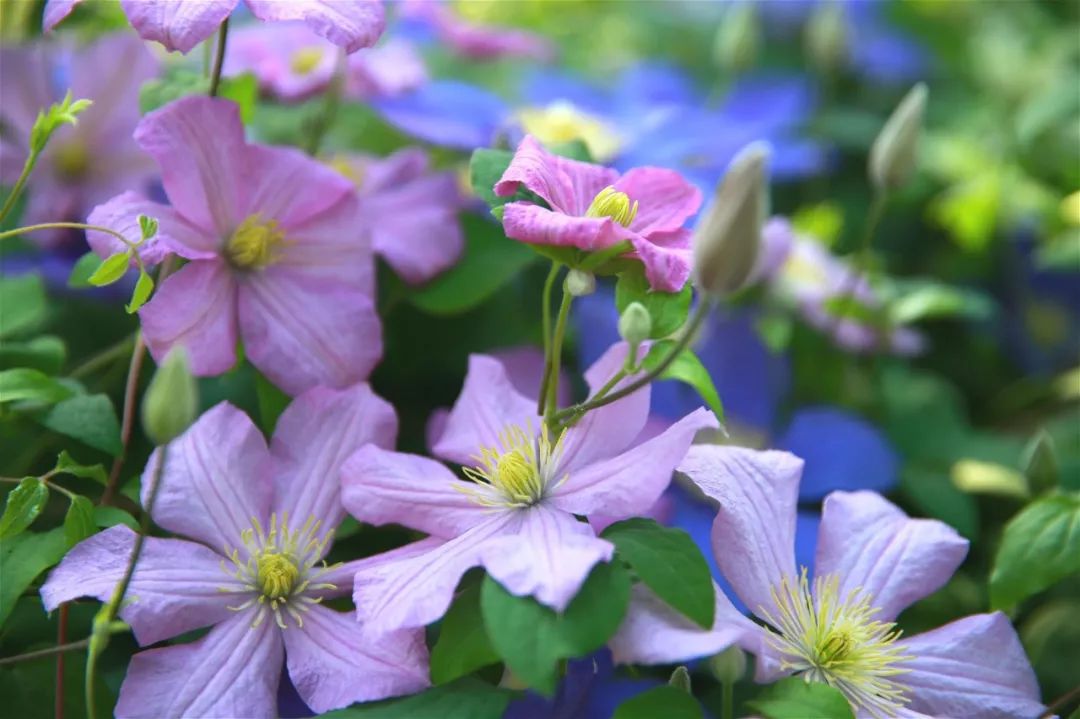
494,135 -> 618,215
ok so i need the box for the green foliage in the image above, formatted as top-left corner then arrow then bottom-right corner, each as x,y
67,251 -> 101,288
125,269 -> 154,314
0,335 -> 66,374
746,678 -> 855,719
87,251 -> 132,287
613,686 -> 704,719
40,394 -> 123,456
64,495 -> 96,548
431,580 -> 499,685
321,679 -> 511,719
641,340 -> 724,422
468,149 -> 514,208
140,71 -> 257,120
0,478 -> 49,539
990,492 -> 1080,609
0,368 -> 76,405
29,90 -> 92,154
0,528 -> 68,627
54,450 -> 108,485
614,270 -> 692,339
0,274 -> 46,339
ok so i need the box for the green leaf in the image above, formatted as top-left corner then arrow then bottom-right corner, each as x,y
64,495 -> 96,548
1022,430 -> 1060,494
0,368 -> 77,405
746,677 -> 855,719
990,492 -> 1080,610
125,269 -> 154,313
54,450 -> 108,485
87,252 -> 132,287
901,466 -> 979,540
94,505 -> 139,531
218,73 -> 259,124
0,335 -> 66,374
68,251 -> 101,289
137,214 -> 158,241
409,214 -> 536,315
254,370 -> 290,434
0,274 -> 46,339
320,679 -> 511,719
642,341 -> 724,422
615,270 -> 692,339
612,685 -> 703,719
139,71 -> 209,114
0,478 -> 49,539
468,149 -> 514,208
887,282 -> 994,325
821,294 -> 887,327
39,394 -> 123,456
431,581 -> 500,685
480,561 -> 631,695
602,517 -> 715,628
0,528 -> 68,627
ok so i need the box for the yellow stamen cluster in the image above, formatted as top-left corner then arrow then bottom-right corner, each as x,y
219,513 -> 339,630
225,214 -> 285,271
53,141 -> 90,181
759,569 -> 912,718
586,186 -> 638,228
517,102 -> 621,162
290,46 -> 326,75
460,423 -> 567,508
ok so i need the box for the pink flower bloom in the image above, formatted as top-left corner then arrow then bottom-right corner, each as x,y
400,0 -> 554,61
495,135 -> 702,292
334,147 -> 463,284
611,444 -> 1044,719
341,342 -> 717,636
225,22 -> 426,103
0,33 -> 158,248
87,96 -> 380,395
41,384 -> 429,718
44,0 -> 385,55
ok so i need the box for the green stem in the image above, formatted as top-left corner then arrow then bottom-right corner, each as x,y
100,332 -> 146,506
69,333 -> 137,379
0,149 -> 39,224
721,679 -> 734,719
544,286 -> 573,426
0,638 -> 89,667
207,18 -> 229,97
304,49 -> 347,156
578,239 -> 632,271
826,191 -> 888,340
0,222 -> 131,249
536,263 -> 561,416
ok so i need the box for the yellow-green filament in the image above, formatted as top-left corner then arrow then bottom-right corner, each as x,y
460,423 -> 567,508
290,46 -> 325,75
586,186 -> 638,228
225,214 -> 285,271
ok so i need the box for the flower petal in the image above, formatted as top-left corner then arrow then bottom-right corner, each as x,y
284,604 -> 429,713
245,0 -> 385,53
145,402 -> 272,552
494,135 -> 617,215
86,191 -> 219,266
40,525 -> 238,646
237,267 -> 381,396
119,0 -> 237,54
678,445 -> 803,617
246,144 -> 354,229
271,383 -> 396,530
627,228 -> 693,292
501,202 -> 625,251
550,408 -> 717,519
341,446 -> 487,539
431,354 -> 537,466
43,0 -> 81,31
114,611 -> 282,719
615,167 -> 701,236
814,491 -> 968,622
139,259 -> 240,377
371,80 -> 508,150
135,96 -> 247,235
898,613 -> 1043,719
274,193 -> 373,291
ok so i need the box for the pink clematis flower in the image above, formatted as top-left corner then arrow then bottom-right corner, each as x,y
41,384 -> 429,718
333,147 -> 463,284
399,0 -> 554,61
611,444 -> 1044,719
86,96 -> 380,396
0,33 -> 158,249
495,135 -> 702,292
340,342 -> 717,636
44,0 -> 385,55
225,22 -> 426,103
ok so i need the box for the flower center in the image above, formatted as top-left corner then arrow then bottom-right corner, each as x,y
517,102 -> 621,162
585,186 -> 638,228
290,46 -> 326,75
220,512 -> 339,629
53,141 -> 90,181
225,214 -> 285,271
759,569 -> 912,718
328,156 -> 365,188
460,423 -> 567,508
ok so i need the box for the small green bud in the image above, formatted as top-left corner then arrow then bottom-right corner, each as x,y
138,214 -> 159,241
709,645 -> 746,685
668,665 -> 692,693
869,83 -> 928,192
692,142 -> 769,297
618,301 -> 652,347
565,269 -> 596,297
141,348 -> 198,446
806,1 -> 848,75
714,2 -> 760,74
1021,430 -> 1059,494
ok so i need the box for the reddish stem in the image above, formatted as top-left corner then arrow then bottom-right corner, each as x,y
55,603 -> 68,719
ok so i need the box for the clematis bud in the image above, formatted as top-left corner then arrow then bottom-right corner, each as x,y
692,142 -> 770,297
618,301 -> 652,348
714,2 -> 760,74
709,645 -> 746,685
668,665 -> 692,693
869,83 -> 928,192
141,347 -> 198,446
564,269 -> 596,297
806,1 -> 848,75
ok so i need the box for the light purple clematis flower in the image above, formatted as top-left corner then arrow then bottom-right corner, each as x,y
225,22 -> 426,103
495,135 -> 702,292
44,0 -> 385,55
87,96 -> 380,396
0,33 -> 158,249
399,0 -> 554,61
41,384 -> 429,718
611,444 -> 1045,719
340,342 -> 717,636
333,147 -> 463,284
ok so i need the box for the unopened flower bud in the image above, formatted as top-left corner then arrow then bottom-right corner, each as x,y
869,83 -> 928,192
713,2 -> 759,74
141,347 -> 198,446
693,142 -> 770,297
618,301 -> 652,347
668,665 -> 692,693
806,1 -> 848,75
709,645 -> 746,685
565,269 -> 596,297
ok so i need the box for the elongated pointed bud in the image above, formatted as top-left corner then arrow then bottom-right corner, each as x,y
141,347 -> 198,446
714,2 -> 760,74
709,645 -> 746,685
806,1 -> 848,75
564,268 -> 596,297
618,301 -> 652,348
669,665 -> 692,693
869,83 -> 928,192
693,142 -> 770,297
1022,430 -> 1059,494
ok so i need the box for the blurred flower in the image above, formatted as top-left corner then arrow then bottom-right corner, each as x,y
42,385 -> 429,717
87,97 -> 380,395
340,344 -> 716,636
398,0 -> 554,61
612,444 -> 1045,719
494,135 -> 701,292
0,33 -> 158,249
44,0 -> 386,55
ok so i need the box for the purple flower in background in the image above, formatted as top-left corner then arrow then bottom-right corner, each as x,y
0,33 -> 158,249
225,22 -> 426,103
87,96 -> 380,396
333,147 -> 463,284
495,135 -> 702,292
44,0 -> 386,55
41,385 -> 429,718
612,444 -> 1045,719
398,0 -> 554,61
340,343 -> 717,635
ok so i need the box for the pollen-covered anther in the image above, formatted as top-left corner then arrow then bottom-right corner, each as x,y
586,186 -> 638,228
225,214 -> 286,271
290,46 -> 326,75
460,423 -> 567,508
